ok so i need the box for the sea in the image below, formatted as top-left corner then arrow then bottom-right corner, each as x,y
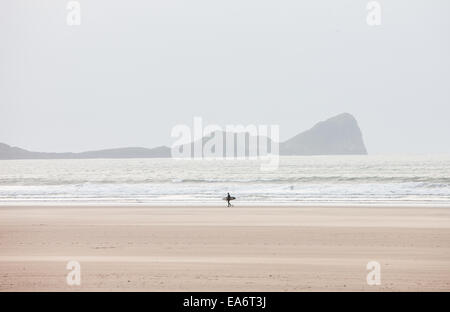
0,155 -> 449,205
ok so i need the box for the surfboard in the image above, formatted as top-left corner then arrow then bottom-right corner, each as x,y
222,196 -> 236,201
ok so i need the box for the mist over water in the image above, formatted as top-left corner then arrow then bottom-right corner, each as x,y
0,155 -> 449,205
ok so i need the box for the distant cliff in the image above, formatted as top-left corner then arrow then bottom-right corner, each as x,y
0,143 -> 170,160
0,113 -> 367,159
280,113 -> 367,155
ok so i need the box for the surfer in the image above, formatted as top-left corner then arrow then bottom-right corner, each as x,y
226,192 -> 232,207
223,193 -> 235,207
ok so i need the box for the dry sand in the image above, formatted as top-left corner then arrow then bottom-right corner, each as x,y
0,205 -> 449,291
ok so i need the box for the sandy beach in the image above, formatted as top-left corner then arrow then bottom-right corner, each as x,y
0,205 -> 449,291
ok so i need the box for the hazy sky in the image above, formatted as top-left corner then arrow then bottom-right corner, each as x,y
1,0 -> 449,154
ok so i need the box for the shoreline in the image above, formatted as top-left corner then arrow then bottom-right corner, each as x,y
1,201 -> 450,208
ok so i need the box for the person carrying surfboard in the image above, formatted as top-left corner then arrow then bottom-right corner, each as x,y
223,193 -> 236,207
226,192 -> 232,207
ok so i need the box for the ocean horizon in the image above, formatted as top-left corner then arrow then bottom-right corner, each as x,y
1,155 -> 449,205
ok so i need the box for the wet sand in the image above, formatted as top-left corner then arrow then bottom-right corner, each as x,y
0,205 -> 449,291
